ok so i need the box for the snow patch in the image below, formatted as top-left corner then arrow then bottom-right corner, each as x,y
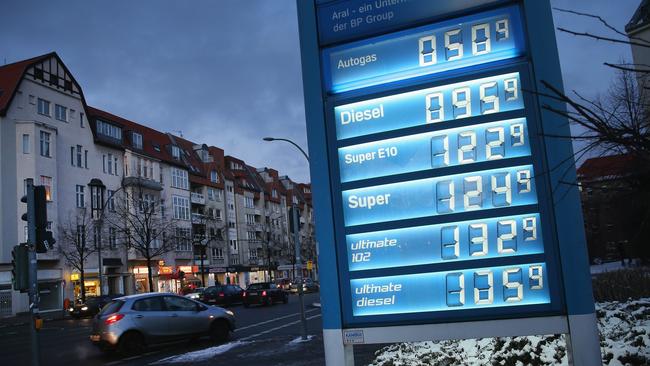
288,335 -> 315,346
151,341 -> 250,364
370,298 -> 650,366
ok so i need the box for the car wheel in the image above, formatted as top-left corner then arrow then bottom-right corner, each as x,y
210,320 -> 230,344
117,331 -> 145,356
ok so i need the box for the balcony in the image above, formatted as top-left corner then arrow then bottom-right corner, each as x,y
191,213 -> 205,224
122,176 -> 162,191
191,192 -> 205,205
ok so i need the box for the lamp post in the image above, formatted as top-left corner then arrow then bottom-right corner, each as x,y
263,137 -> 310,340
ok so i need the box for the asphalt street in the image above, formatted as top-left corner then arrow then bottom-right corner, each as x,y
0,293 -> 381,366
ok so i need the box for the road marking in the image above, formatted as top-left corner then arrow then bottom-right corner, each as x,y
237,313 -> 322,341
234,308 -> 320,332
105,351 -> 159,366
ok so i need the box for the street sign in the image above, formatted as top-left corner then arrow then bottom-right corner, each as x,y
297,1 -> 601,365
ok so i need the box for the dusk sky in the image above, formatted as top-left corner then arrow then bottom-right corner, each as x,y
0,0 -> 640,183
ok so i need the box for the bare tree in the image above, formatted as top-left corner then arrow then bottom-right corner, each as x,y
105,183 -> 177,292
58,209 -> 98,303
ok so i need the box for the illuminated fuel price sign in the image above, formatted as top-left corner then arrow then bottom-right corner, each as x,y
300,0 -> 583,332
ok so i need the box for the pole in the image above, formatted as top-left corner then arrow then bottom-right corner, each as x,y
292,204 -> 307,340
25,179 -> 41,366
200,243 -> 206,287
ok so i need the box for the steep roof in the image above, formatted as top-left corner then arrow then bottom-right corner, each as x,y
577,154 -> 641,181
626,0 -> 650,34
0,52 -> 85,116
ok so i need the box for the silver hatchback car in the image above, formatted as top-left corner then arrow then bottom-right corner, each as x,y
90,293 -> 235,354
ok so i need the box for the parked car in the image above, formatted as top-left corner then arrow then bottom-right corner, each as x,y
243,282 -> 288,307
68,294 -> 123,318
274,278 -> 292,290
290,278 -> 319,294
184,287 -> 205,300
202,285 -> 244,306
89,293 -> 235,355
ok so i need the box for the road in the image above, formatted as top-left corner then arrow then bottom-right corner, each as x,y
0,293 -> 381,366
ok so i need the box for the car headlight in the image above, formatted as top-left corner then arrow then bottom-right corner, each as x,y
68,307 -> 74,312
225,310 -> 234,316
81,306 -> 88,311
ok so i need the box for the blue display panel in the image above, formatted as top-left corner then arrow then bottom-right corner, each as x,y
347,213 -> 543,271
323,6 -> 524,93
334,72 -> 524,140
316,0 -> 502,45
305,0 -> 569,330
342,165 -> 537,227
350,263 -> 549,316
338,117 -> 530,182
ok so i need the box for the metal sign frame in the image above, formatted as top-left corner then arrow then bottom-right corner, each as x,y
296,1 -> 601,365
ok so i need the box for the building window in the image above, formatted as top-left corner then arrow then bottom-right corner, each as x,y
76,145 -> 83,167
85,150 -> 88,168
245,197 -> 254,208
210,170 -> 219,183
249,249 -> 258,259
171,146 -> 181,159
107,190 -> 115,211
230,239 -> 238,251
76,185 -> 85,208
22,134 -> 30,154
212,247 -> 224,259
37,98 -> 50,116
215,209 -> 222,221
55,104 -> 67,122
77,225 -> 86,247
272,189 -> 278,198
132,132 -> 143,149
247,231 -> 257,242
109,227 -> 117,249
246,214 -> 256,225
80,112 -> 84,128
171,168 -> 189,190
175,228 -> 191,251
96,119 -> 122,140
39,131 -> 51,157
172,195 -> 190,220
93,226 -> 102,249
91,186 -> 104,218
40,176 -> 52,201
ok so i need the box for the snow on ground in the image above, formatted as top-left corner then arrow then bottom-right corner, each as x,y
370,298 -> 650,366
151,341 -> 250,364
288,335 -> 316,346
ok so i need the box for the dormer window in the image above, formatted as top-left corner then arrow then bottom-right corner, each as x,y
132,132 -> 143,149
272,189 -> 278,198
211,170 -> 219,183
96,119 -> 122,140
153,144 -> 161,152
171,146 -> 180,159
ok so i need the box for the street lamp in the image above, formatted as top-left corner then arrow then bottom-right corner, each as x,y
263,137 -> 310,162
263,136 -> 310,340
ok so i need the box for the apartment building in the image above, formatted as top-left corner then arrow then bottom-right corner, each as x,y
0,53 -> 315,316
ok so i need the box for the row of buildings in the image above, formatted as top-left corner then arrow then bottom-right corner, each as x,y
0,52 -> 316,316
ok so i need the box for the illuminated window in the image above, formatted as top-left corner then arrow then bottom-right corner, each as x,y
40,176 -> 53,201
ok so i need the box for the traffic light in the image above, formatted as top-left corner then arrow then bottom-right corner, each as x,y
289,207 -> 302,233
21,185 -> 55,253
11,245 -> 29,292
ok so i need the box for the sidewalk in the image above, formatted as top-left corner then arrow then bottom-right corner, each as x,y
0,310 -> 65,329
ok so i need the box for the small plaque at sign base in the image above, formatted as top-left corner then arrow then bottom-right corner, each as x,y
343,329 -> 365,344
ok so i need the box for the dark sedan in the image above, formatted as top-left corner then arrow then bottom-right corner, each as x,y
202,285 -> 244,307
68,294 -> 122,318
243,282 -> 288,307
